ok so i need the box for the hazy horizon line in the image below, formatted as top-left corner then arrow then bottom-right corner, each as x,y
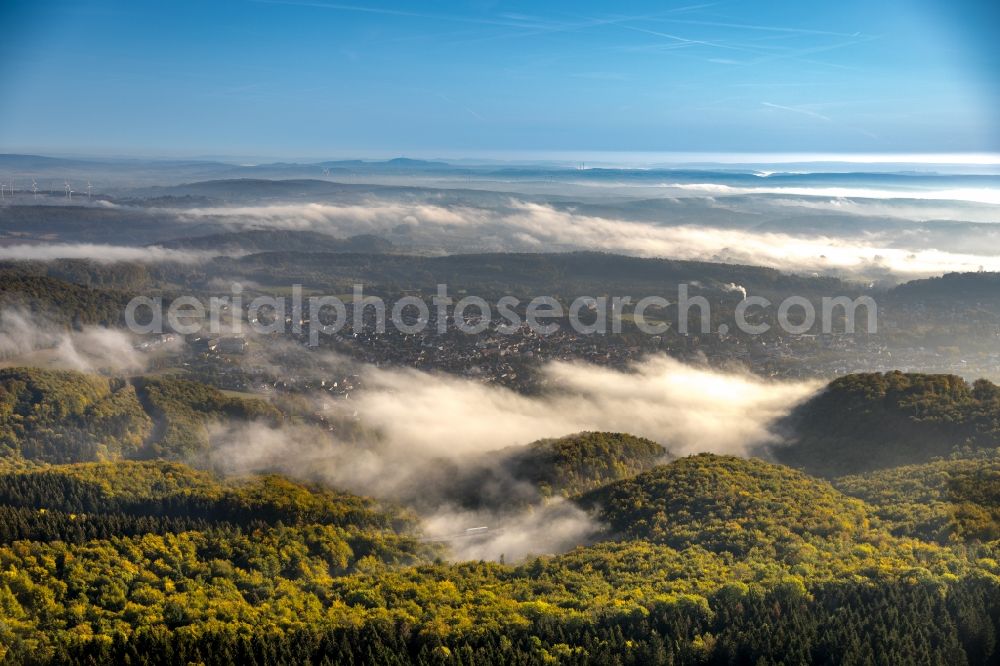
3,149 -> 1000,170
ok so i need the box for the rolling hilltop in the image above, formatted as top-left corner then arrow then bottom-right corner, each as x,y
775,371 -> 1000,476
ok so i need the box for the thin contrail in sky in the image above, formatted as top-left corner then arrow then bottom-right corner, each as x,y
761,101 -> 832,122
653,18 -> 865,39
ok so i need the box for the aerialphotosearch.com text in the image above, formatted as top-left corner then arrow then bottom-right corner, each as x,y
125,283 -> 878,345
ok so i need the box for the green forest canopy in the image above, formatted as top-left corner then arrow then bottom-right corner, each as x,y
0,368 -> 1000,662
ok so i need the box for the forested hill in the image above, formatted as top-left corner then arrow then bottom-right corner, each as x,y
835,452 -> 1000,543
0,271 -> 134,326
0,460 -> 420,538
0,368 -> 278,464
0,368 -> 151,462
891,271 -> 1000,304
579,454 -> 876,555
774,371 -> 1000,476
424,432 -> 667,511
505,431 -> 666,498
1,453 -> 1000,664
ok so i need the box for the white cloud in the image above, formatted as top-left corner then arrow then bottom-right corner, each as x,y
210,355 -> 819,500
351,355 -> 818,458
175,201 -> 484,230
762,196 -> 1000,223
421,500 -> 599,562
0,244 -> 219,263
207,354 -> 819,561
0,308 -> 151,373
497,201 -> 1000,278
161,198 -> 1000,278
664,182 -> 1000,205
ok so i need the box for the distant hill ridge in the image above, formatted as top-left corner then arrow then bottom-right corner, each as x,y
156,229 -> 395,254
891,271 -> 1000,303
774,371 -> 1000,476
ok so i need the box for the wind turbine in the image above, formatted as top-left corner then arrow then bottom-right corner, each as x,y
87,181 -> 92,200
32,179 -> 38,199
65,181 -> 72,200
322,167 -> 330,176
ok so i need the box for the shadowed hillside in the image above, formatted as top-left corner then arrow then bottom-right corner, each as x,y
774,372 -> 1000,476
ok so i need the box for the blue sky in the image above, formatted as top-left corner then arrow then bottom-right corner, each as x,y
0,0 -> 997,158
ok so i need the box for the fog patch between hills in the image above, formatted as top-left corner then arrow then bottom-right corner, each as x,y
207,355 -> 820,561
0,243 -> 221,264
0,308 -> 161,373
167,198 -> 1000,278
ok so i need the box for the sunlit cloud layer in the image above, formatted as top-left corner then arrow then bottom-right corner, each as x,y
0,244 -> 221,263
207,354 -> 820,560
174,199 -> 1000,278
0,308 -> 156,374
664,183 -> 1000,205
